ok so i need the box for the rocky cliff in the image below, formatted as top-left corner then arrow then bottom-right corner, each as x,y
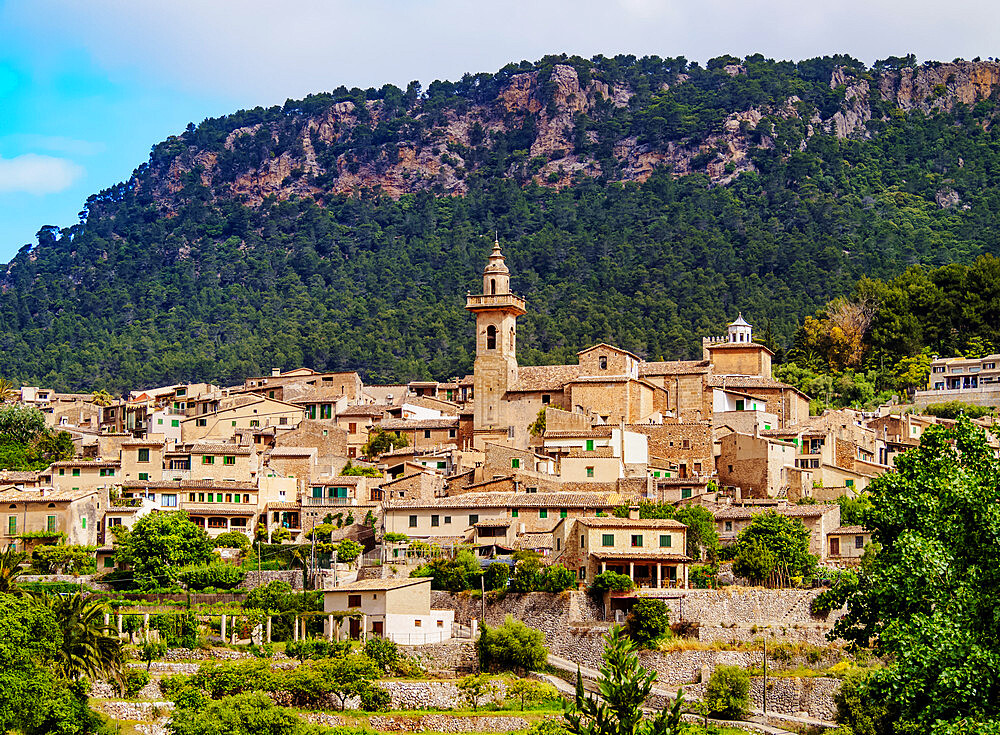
137,58 -> 1000,212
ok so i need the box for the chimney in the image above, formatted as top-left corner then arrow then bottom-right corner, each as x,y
628,506 -> 640,520
271,368 -> 281,377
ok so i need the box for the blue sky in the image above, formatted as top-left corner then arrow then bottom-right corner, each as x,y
1,0 -> 997,263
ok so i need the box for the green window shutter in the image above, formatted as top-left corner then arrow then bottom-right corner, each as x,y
217,493 -> 224,502
72,468 -> 80,476
682,488 -> 692,499
586,467 -> 594,478
138,449 -> 149,462
8,517 -> 15,535
601,534 -> 614,547
138,473 -> 148,481
560,508 -> 568,518
586,439 -> 594,451
736,400 -> 744,411
539,509 -> 548,519
104,557 -> 115,568
157,418 -> 163,425
437,461 -> 445,469
846,479 -> 854,487
511,458 -> 520,469
312,487 -> 322,498
59,468 -> 65,476
171,419 -> 179,427
81,517 -> 87,529
47,516 -> 56,533
511,509 -> 519,518
469,514 -> 479,525
659,534 -> 672,548
764,424 -> 771,431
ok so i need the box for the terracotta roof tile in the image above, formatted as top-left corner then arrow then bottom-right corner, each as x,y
508,364 -> 582,392
573,517 -> 687,529
639,360 -> 710,376
380,418 -> 459,430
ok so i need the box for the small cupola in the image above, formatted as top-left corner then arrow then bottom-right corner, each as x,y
483,236 -> 510,296
727,313 -> 753,344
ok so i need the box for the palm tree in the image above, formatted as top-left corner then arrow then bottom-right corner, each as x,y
35,592 -> 125,684
0,545 -> 27,594
0,377 -> 16,403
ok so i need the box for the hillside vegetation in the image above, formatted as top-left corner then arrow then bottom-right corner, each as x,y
2,53 -> 1000,391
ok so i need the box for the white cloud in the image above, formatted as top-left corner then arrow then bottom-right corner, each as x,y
0,154 -> 84,195
1,135 -> 105,157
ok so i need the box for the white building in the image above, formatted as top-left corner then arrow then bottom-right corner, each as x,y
323,577 -> 454,644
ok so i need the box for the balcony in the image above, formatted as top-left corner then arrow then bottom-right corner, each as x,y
465,293 -> 526,314
303,496 -> 353,506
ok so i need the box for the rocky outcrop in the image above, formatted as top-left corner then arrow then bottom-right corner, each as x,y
140,60 -> 1000,210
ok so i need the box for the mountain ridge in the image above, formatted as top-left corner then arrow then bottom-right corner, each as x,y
2,53 -> 1000,392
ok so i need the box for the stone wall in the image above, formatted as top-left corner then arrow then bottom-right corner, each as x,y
243,569 -> 303,590
686,676 -> 840,721
401,641 -> 477,677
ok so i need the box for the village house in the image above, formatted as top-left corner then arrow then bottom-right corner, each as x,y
826,525 -> 872,566
551,512 -> 690,587
322,577 -> 454,643
40,459 -> 121,494
179,394 -> 303,442
915,353 -> 1000,408
1,487 -> 105,550
715,430 -> 799,500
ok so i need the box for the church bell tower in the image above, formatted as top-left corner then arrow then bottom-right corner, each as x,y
466,237 -> 526,447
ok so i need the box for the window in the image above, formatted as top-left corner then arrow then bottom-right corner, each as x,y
602,534 -> 614,547
224,456 -> 236,465
321,404 -> 332,419
414,619 -> 422,627
986,362 -> 996,370
511,508 -> 518,517
104,557 -> 115,568
736,399 -> 745,411
158,418 -> 164,425
631,534 -> 643,547
81,517 -> 86,529
197,418 -> 207,426
469,514 -> 479,525
423,430 -> 431,439
437,461 -> 446,469
541,394 -> 550,405
162,494 -> 177,508
250,420 -> 260,428
578,568 -> 586,580
681,488 -> 692,499
448,428 -> 456,438
580,534 -> 585,548
268,390 -> 276,399
171,419 -> 180,428
189,493 -> 196,502
200,455 -> 215,465
586,466 -> 594,478
175,388 -> 186,397
72,468 -> 80,477
431,515 -> 440,527
7,516 -> 15,535
59,469 -> 65,476
486,325 -> 497,350
437,619 -> 444,628
444,516 -> 451,524
659,534 -> 672,548
511,458 -> 520,469
348,594 -> 362,607
932,366 -> 946,373
560,508 -> 568,518
527,487 -> 537,494
279,417 -> 288,425
348,422 -> 357,434
555,537 -> 562,551
409,515 -> 417,528
845,479 -> 854,487
724,521 -> 733,532
855,535 -> 865,549
585,439 -> 594,451
47,516 -> 56,533
539,509 -> 548,519
138,472 -> 149,481
599,356 -> 607,370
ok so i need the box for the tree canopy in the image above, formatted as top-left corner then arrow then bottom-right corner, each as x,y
113,511 -> 214,590
833,417 -> 1000,733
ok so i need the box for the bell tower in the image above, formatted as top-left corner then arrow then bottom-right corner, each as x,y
466,237 -> 526,446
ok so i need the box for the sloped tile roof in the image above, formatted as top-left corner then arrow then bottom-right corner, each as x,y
508,364 -> 582,392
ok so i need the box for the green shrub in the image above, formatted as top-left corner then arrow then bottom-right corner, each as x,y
624,598 -> 670,648
811,570 -> 859,615
121,670 -> 150,698
588,571 -> 635,595
214,531 -> 251,552
704,665 -> 750,719
540,564 -> 577,592
158,674 -> 193,700
363,637 -> 399,672
484,562 -> 510,591
179,563 -> 246,591
477,615 -> 548,673
285,638 -> 350,661
358,682 -> 391,711
192,660 -> 277,698
924,400 -> 993,420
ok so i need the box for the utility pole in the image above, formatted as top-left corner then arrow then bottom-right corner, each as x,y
480,572 -> 486,623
